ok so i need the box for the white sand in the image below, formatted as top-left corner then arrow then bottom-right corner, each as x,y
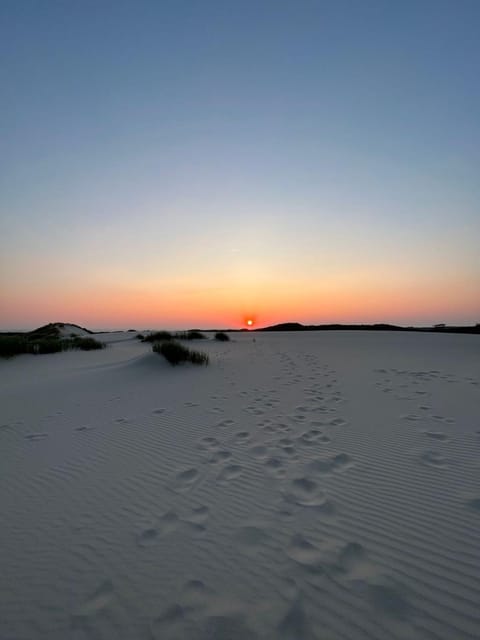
0,331 -> 479,639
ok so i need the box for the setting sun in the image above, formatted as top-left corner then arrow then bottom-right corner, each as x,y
246,319 -> 254,327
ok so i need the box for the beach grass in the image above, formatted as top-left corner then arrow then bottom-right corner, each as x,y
0,334 -> 104,358
152,340 -> 209,366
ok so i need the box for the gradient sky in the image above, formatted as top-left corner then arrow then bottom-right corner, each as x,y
1,0 -> 479,330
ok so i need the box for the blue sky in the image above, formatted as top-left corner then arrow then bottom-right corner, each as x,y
1,1 -> 479,329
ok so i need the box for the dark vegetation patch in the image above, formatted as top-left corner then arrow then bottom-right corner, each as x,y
143,331 -> 173,343
152,340 -> 209,366
174,330 -> 206,340
215,332 -> 230,341
0,333 -> 104,358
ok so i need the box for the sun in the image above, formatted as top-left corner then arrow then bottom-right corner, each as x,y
246,319 -> 254,327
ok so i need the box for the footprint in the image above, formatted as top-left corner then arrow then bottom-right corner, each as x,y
248,445 -> 269,459
277,597 -> 313,638
283,477 -> 333,510
423,431 -> 448,441
234,431 -> 250,443
184,505 -> 209,524
75,425 -> 95,432
329,418 -> 347,427
157,511 -> 180,535
197,436 -> 220,451
298,429 -> 324,446
217,419 -> 235,428
286,534 -> 322,568
307,453 -> 353,474
264,457 -> 286,477
152,408 -> 166,414
173,468 -> 199,491
180,579 -> 213,610
73,580 -> 114,619
150,604 -> 198,640
209,449 -> 232,464
137,527 -> 159,548
402,414 -> 421,422
420,451 -> 448,468
217,464 -> 243,483
25,433 -> 48,441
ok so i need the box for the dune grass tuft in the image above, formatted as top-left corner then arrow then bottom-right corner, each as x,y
152,340 -> 209,366
214,332 -> 230,341
143,331 -> 173,343
0,334 -> 105,358
69,337 -> 105,351
174,330 -> 206,340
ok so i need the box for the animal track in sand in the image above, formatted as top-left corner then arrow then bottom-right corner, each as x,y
283,477 -> 333,510
137,511 -> 180,546
286,534 -> 323,568
420,451 -> 448,468
264,457 -> 286,478
423,430 -> 448,441
248,445 -> 269,459
173,467 -> 199,491
307,453 -> 353,474
75,425 -> 95,432
217,464 -> 243,483
209,449 -> 232,464
329,417 -> 347,427
152,407 -> 166,414
73,580 -> 114,619
150,604 -> 198,640
197,436 -> 221,451
234,431 -> 251,443
298,429 -> 324,446
277,597 -> 313,638
181,506 -> 209,535
25,433 -> 48,441
137,527 -> 160,547
216,418 -> 235,428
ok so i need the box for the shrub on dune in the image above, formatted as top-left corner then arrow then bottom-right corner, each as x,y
0,334 -> 105,358
152,340 -> 209,366
143,331 -> 173,343
214,332 -> 230,341
0,336 -> 29,358
186,330 -> 206,340
34,339 -> 64,354
173,330 -> 206,340
70,337 -> 105,351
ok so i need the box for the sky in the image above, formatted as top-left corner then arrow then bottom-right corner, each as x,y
1,0 -> 479,330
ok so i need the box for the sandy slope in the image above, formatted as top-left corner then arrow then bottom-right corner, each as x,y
0,331 -> 479,640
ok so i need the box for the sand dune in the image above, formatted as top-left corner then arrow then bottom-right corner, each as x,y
0,331 -> 479,639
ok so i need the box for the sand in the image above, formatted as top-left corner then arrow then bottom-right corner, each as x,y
0,330 -> 479,639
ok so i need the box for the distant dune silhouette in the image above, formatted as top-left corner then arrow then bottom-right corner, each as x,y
255,322 -> 480,335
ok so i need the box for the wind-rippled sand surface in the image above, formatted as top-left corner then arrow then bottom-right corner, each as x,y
1,331 -> 479,639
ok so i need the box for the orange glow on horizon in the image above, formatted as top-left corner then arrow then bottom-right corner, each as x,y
1,267 -> 479,331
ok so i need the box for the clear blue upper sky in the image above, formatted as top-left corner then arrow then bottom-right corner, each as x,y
1,1 -> 479,329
